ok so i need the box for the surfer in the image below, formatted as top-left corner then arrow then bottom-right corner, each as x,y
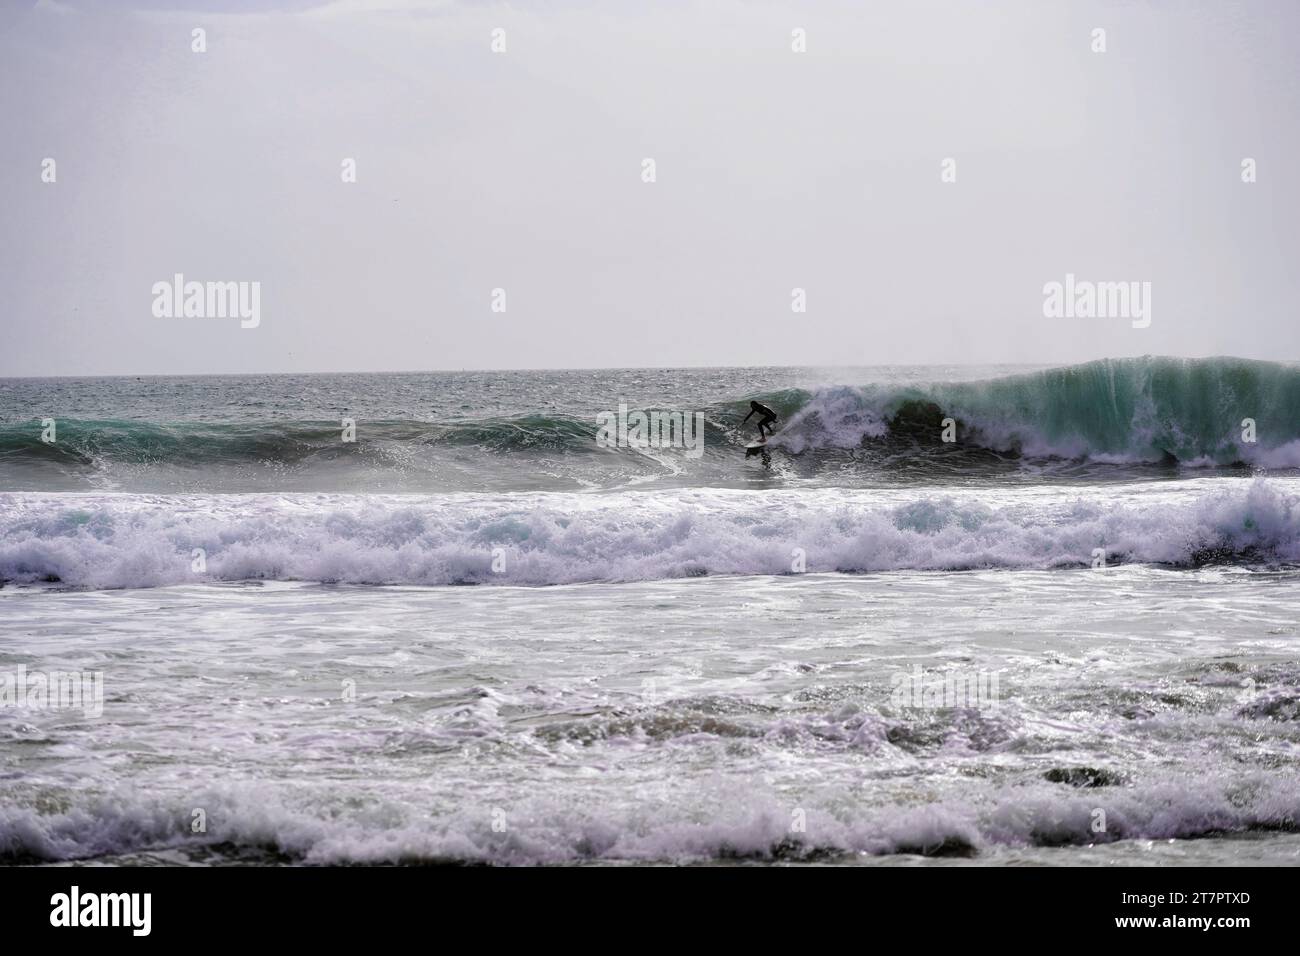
742,400 -> 778,441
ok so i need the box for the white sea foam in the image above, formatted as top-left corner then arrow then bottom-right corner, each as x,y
2,770 -> 1296,864
1,479 -> 1297,590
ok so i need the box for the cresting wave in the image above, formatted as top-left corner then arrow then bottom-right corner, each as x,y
2,359 -> 1299,490
1,480 -> 1296,589
0,418 -> 609,469
754,355 -> 1300,465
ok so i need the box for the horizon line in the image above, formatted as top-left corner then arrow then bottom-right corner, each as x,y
0,354 -> 1279,381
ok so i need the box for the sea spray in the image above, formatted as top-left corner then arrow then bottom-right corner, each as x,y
2,479 -> 1296,589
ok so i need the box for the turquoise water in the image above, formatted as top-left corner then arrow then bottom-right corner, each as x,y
2,357 -> 1298,494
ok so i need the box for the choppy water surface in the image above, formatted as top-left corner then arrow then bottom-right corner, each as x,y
2,359 -> 1298,864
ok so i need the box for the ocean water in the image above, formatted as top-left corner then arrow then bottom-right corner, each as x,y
2,357 -> 1299,865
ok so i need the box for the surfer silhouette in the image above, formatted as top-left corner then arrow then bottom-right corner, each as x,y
743,400 -> 778,441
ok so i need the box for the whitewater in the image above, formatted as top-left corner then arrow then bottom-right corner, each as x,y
1,479 -> 1298,590
2,359 -> 1299,866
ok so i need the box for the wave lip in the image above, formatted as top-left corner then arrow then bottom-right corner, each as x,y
1,479 -> 1296,590
761,356 -> 1300,465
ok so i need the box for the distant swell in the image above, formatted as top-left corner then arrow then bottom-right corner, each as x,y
1,480 -> 1297,590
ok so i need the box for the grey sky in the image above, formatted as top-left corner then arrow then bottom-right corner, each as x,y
2,0 -> 1298,375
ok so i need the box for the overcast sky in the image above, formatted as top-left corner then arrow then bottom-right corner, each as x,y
2,0 -> 1298,376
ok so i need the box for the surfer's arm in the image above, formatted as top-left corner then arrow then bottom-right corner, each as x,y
742,410 -> 754,423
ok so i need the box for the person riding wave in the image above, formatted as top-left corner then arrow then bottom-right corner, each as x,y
742,400 -> 778,441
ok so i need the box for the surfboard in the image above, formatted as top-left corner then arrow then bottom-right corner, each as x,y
744,440 -> 768,456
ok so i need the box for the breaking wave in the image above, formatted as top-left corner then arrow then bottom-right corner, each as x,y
2,358 -> 1298,493
3,771 -> 1296,865
754,355 -> 1300,466
1,479 -> 1297,590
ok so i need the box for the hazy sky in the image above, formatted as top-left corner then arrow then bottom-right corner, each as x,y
2,0 -> 1298,375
